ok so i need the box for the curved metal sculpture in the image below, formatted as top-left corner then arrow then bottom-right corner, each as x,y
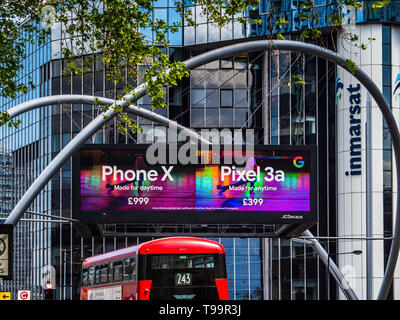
6,94 -> 210,144
3,40 -> 399,300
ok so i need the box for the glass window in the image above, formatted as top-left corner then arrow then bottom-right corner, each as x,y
88,266 -> 95,285
114,261 -> 123,282
123,258 -> 131,281
234,90 -> 248,107
82,269 -> 88,287
151,255 -> 215,269
153,0 -> 168,7
100,266 -> 108,284
206,108 -> 219,127
220,108 -> 233,127
191,108 -> 204,127
108,262 -> 113,283
221,89 -> 233,108
196,24 -> 207,44
169,28 -> 182,46
195,5 -> 207,24
191,89 -> 205,107
184,26 -> 195,46
235,108 -> 248,127
190,70 -> 207,88
184,6 -> 195,26
206,89 -> 219,107
383,66 -> 391,86
383,44 -> 391,65
221,59 -> 234,69
52,60 -> 61,77
221,21 -> 233,41
234,69 -> 247,88
382,25 -> 391,44
205,70 -> 219,88
131,258 -> 137,281
233,20 -> 246,39
95,266 -> 101,284
220,70 -> 235,88
208,23 -> 220,42
154,8 -> 167,22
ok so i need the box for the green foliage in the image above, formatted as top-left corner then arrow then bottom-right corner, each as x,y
0,112 -> 22,129
345,59 -> 358,75
372,0 -> 391,13
0,1 -> 49,100
288,75 -> 306,87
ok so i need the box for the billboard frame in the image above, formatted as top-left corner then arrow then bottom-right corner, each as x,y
72,144 -> 317,225
0,224 -> 13,280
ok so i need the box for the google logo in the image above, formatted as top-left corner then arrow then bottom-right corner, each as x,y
293,156 -> 305,168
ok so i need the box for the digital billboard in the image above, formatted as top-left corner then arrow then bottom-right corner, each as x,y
72,145 -> 317,224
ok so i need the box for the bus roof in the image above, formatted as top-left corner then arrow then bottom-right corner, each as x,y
82,237 -> 225,267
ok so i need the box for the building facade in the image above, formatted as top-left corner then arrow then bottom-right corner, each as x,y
1,0 -> 400,300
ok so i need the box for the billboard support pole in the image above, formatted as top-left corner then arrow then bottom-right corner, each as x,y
3,40 -> 398,300
366,93 -> 373,299
302,229 -> 358,300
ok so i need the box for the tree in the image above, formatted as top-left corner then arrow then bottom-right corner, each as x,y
0,0 -> 392,132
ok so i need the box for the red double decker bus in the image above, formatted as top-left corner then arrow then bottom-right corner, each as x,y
80,237 -> 228,300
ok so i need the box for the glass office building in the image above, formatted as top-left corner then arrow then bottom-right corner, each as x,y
1,1 -> 400,300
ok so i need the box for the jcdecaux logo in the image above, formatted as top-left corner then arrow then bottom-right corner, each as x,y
293,156 -> 304,168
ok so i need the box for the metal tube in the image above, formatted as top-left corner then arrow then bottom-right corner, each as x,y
6,94 -> 116,119
302,230 -> 358,300
366,93 -> 373,299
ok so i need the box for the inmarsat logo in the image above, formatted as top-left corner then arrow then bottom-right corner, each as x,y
346,83 -> 362,176
336,77 -> 344,104
394,74 -> 400,99
337,77 -> 362,176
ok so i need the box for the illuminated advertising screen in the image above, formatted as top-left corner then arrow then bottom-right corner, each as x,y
72,145 -> 317,224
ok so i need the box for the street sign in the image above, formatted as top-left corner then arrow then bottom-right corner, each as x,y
0,224 -> 13,280
40,265 -> 56,289
17,290 -> 31,300
0,292 -> 11,300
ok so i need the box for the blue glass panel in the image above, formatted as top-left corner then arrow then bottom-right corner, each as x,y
140,27 -> 153,43
184,26 -> 195,46
153,0 -> 168,7
196,24 -> 207,44
382,24 -> 391,44
154,8 -> 167,22
221,238 -> 234,250
382,44 -> 391,66
208,23 -> 220,43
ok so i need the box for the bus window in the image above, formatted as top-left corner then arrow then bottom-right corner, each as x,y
100,265 -> 108,284
95,265 -> 101,284
205,256 -> 215,268
108,262 -> 113,283
151,255 -> 216,269
123,258 -> 130,281
113,261 -> 123,282
82,268 -> 88,287
88,266 -> 95,286
130,258 -> 136,281
193,257 -> 204,268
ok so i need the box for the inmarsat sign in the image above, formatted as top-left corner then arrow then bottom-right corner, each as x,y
0,224 -> 13,280
336,78 -> 362,176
